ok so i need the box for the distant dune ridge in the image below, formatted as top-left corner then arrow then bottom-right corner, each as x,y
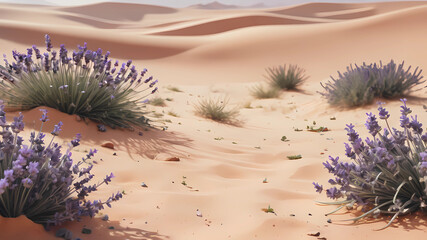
188,1 -> 267,9
0,1 -> 427,240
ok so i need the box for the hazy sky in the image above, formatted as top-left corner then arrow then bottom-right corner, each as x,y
0,0 -> 424,7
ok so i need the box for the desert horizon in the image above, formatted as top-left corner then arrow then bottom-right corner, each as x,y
0,1 -> 426,239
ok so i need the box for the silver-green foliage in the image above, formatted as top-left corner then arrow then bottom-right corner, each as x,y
0,35 -> 158,129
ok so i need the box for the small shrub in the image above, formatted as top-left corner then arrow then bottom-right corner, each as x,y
374,61 -> 424,98
0,34 -> 158,129
149,96 -> 166,107
250,84 -> 280,99
167,86 -> 182,92
314,99 -> 427,229
265,64 -> 307,90
0,105 -> 121,226
194,97 -> 239,123
320,64 -> 376,107
320,61 -> 424,107
168,111 -> 179,117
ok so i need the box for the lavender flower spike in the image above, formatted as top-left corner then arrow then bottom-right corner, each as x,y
313,182 -> 323,193
40,109 -> 49,122
45,34 -> 53,52
51,121 -> 63,136
377,103 -> 390,120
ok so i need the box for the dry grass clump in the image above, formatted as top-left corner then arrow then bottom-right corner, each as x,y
194,97 -> 239,123
149,96 -> 166,107
250,84 -> 280,99
266,64 -> 307,90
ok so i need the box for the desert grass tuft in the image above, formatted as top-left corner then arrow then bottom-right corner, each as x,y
250,84 -> 280,99
266,64 -> 307,90
194,97 -> 239,123
167,86 -> 183,92
149,96 -> 166,107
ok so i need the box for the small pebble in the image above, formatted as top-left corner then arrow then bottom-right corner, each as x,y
165,157 -> 180,162
82,228 -> 92,234
327,219 -> 332,223
101,142 -> 114,149
196,209 -> 203,217
138,132 -> 143,136
113,152 -> 117,156
141,182 -> 148,188
102,214 -> 109,221
290,214 -> 295,217
307,232 -> 320,237
108,226 -> 115,230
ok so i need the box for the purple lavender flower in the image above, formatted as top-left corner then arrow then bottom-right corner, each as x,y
126,60 -> 132,67
45,34 -> 53,52
86,149 -> 97,159
4,169 -> 14,182
400,115 -> 410,128
345,123 -> 359,142
11,113 -> 24,133
104,173 -> 114,185
43,52 -> 50,71
22,178 -> 33,188
51,121 -> 63,136
365,113 -> 381,136
141,68 -> 147,76
71,133 -> 81,147
420,152 -> 427,162
151,87 -> 158,94
27,162 -> 39,176
0,178 -> 9,194
32,45 -> 41,59
326,187 -> 341,199
144,76 -> 153,83
313,182 -> 323,193
149,79 -> 158,88
409,115 -> 423,134
400,98 -> 412,115
40,109 -> 49,122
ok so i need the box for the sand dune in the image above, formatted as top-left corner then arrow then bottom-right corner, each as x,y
57,2 -> 177,22
149,14 -> 327,36
269,1 -> 427,19
0,1 -> 427,240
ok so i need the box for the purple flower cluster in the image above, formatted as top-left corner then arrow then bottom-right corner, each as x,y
0,106 -> 122,226
320,60 -> 425,107
3,34 -> 158,93
314,99 -> 427,225
0,34 -> 158,128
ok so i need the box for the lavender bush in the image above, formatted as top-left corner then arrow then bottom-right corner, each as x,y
0,105 -> 122,226
320,61 -> 424,107
314,99 -> 427,229
0,34 -> 158,129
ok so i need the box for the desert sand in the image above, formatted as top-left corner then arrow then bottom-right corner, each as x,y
0,1 -> 427,239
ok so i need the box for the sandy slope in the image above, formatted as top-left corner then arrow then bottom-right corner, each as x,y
0,1 -> 427,240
